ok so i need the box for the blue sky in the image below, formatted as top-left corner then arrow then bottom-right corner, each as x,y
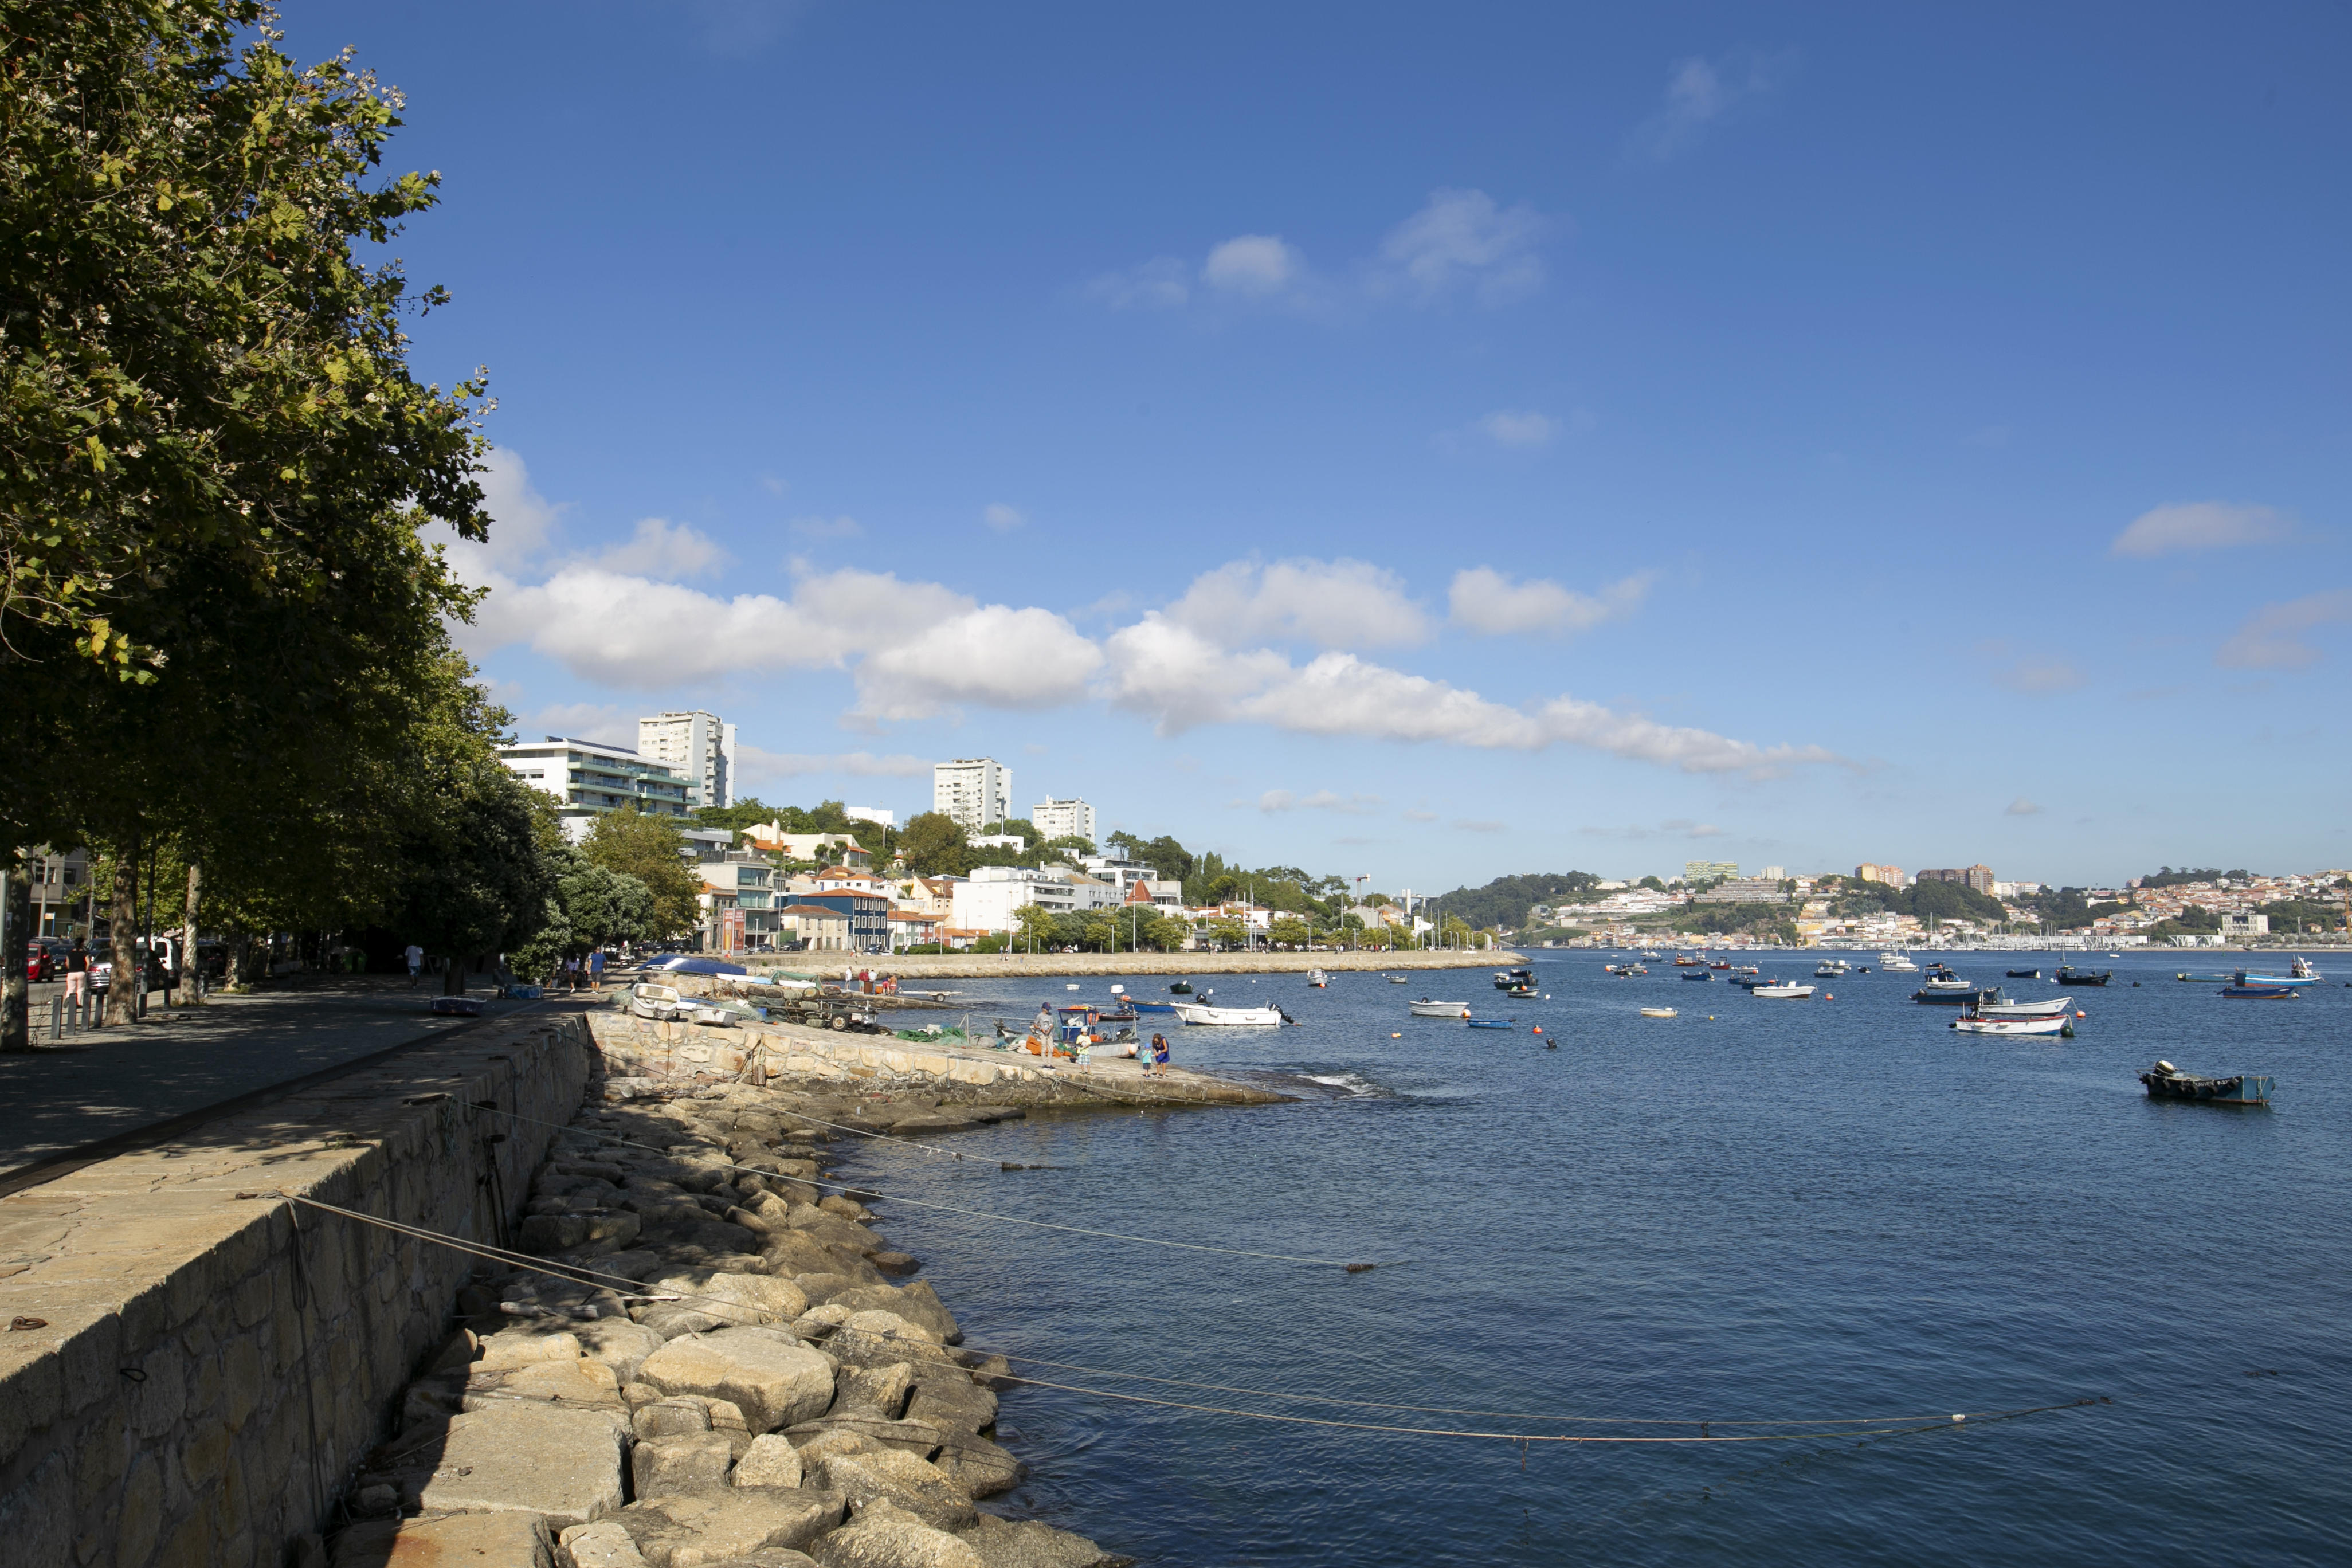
297,1 -> 2350,890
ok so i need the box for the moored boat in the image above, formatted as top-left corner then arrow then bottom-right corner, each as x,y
1814,959 -> 1849,977
1951,1012 -> 2072,1036
2005,967 -> 2041,979
1878,952 -> 1920,973
1307,969 -> 1331,988
1409,998 -> 1471,1018
1971,995 -> 2073,1018
1681,969 -> 1714,982
2174,971 -> 2231,983
1672,954 -> 1704,967
2139,1060 -> 2271,1105
1493,967 -> 1534,990
1465,1017 -> 1515,1029
1639,1006 -> 1677,1018
1168,981 -> 1195,995
1912,965 -> 1997,1005
1170,1001 -> 1286,1026
1751,982 -> 1815,998
1708,961 -> 1730,970
2220,983 -> 2298,999
2052,966 -> 2112,986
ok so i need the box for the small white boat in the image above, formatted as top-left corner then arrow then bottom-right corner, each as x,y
630,982 -> 683,1021
1170,1002 -> 1285,1027
1751,983 -> 1816,999
1308,969 -> 1331,987
1814,958 -> 1849,977
1408,999 -> 1471,1018
1640,1006 -> 1677,1018
1387,975 -> 1409,984
1951,1013 -> 2071,1036
1878,952 -> 1920,973
1973,995 -> 2074,1019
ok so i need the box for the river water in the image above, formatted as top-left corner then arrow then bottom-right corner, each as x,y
847,951 -> 2347,1565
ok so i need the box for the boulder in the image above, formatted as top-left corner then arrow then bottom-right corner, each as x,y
812,1451 -> 977,1532
809,1500 -> 986,1568
789,1429 -> 879,1471
783,1416 -> 944,1460
732,1434 -> 805,1489
785,1206 -> 883,1255
903,1380 -> 995,1436
330,1510 -> 553,1567
761,1232 -> 846,1279
817,1195 -> 873,1223
641,1304 -> 736,1341
614,1489 -> 846,1566
829,1363 -> 916,1420
524,1210 -> 643,1253
479,1326 -> 585,1369
635,1400 -> 715,1441
594,1249 -> 670,1283
831,1285 -> 959,1345
928,1433 -> 1024,1499
579,1319 -> 670,1386
957,1515 -> 1122,1568
633,1433 -> 735,1497
557,1519 -> 649,1568
398,1401 -> 629,1528
869,1253 -> 920,1278
654,1271 -> 810,1327
793,1276 -> 862,1310
466,1356 -> 624,1411
640,1330 -> 838,1433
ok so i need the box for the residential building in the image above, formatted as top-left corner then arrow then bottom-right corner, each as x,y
1684,860 -> 1739,884
699,856 -> 778,951
969,834 -> 1024,852
933,758 -> 1012,833
1992,880 -> 2043,899
1032,798 -> 1097,844
1856,863 -> 1906,888
895,876 -> 962,918
780,884 -> 891,950
1694,877 -> 1792,905
844,806 -> 896,829
885,910 -> 943,948
1755,865 -> 1786,881
774,904 -> 853,951
1917,865 -> 1996,895
497,737 -> 694,840
744,826 -> 868,867
637,711 -> 736,810
2220,912 -> 2270,939
950,865 -> 1123,933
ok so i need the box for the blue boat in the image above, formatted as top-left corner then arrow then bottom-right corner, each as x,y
1131,999 -> 1179,1013
2221,984 -> 2298,999
1680,970 -> 1714,982
1465,1018 -> 1515,1029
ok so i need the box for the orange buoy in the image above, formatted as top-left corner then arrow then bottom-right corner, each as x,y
2075,1010 -> 2087,1018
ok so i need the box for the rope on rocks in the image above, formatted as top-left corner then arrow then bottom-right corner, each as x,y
485,1104 -> 1367,1269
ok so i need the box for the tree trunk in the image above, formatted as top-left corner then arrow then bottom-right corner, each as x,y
181,863 -> 203,1005
104,838 -> 140,1025
2,856 -> 29,1052
227,927 -> 248,991
442,955 -> 468,996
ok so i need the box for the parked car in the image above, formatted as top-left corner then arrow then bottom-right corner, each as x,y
24,938 -> 65,982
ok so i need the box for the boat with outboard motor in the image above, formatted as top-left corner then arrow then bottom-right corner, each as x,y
2052,966 -> 2112,987
1751,982 -> 1816,998
1971,995 -> 2073,1018
1307,969 -> 1330,988
1170,1001 -> 1288,1026
1409,998 -> 1471,1018
2005,967 -> 2041,979
2140,1060 -> 2271,1105
1912,964 -> 1997,1005
1879,952 -> 1920,973
1951,1010 -> 2073,1036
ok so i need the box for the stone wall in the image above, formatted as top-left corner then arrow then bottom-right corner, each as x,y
0,1012 -> 596,1568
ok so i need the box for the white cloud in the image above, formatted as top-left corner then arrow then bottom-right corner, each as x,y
1449,568 -> 1653,637
523,702 -> 635,746
734,746 -> 930,787
1099,622 -> 1841,777
1474,410 -> 1558,448
471,447 -> 565,573
2006,797 -> 2043,816
2216,589 -> 2352,669
1201,235 -> 1303,297
590,517 -> 731,577
2111,500 -> 2294,558
1164,558 -> 1430,650
1375,189 -> 1545,304
1629,53 -> 1792,162
789,515 -> 863,541
852,603 -> 1103,720
1259,789 -> 1382,814
983,504 -> 1025,532
1086,257 -> 1190,310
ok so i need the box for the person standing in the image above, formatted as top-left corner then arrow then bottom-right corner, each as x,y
587,947 -> 605,991
404,942 -> 424,986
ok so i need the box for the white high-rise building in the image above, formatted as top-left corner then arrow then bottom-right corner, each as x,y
932,758 -> 1011,834
638,711 -> 736,809
1031,798 -> 1096,845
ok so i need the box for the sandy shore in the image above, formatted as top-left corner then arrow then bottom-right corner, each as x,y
750,949 -> 1524,981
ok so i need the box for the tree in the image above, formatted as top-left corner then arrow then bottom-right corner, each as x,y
509,848 -> 654,981
898,812 -> 970,877
1012,903 -> 1057,951
1268,916 -> 1310,948
581,807 -> 700,942
1143,914 -> 1193,952
387,763 -> 558,994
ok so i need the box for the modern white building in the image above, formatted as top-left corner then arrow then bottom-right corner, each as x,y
497,737 -> 694,841
1031,797 -> 1096,844
1684,860 -> 1739,884
638,711 -> 737,809
844,806 -> 896,829
950,865 -> 1123,933
1756,865 -> 1787,881
933,758 -> 1012,834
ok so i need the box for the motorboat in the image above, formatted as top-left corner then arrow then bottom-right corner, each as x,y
1951,1012 -> 2072,1036
1465,1017 -> 1515,1029
2289,956 -> 2322,982
1971,995 -> 2074,1018
1708,961 -> 1731,970
1912,965 -> 1996,1005
1877,952 -> 1920,973
1639,949 -> 1663,960
1814,959 -> 1849,977
1751,982 -> 1815,998
1494,967 -> 1534,990
1728,974 -> 1770,990
2139,1060 -> 2271,1105
2174,971 -> 2232,983
1409,998 -> 1471,1018
1387,975 -> 1409,984
1168,981 -> 1195,995
1170,1001 -> 1286,1026
1308,969 -> 1331,988
2052,966 -> 2112,987
1681,969 -> 1714,982
2220,983 -> 2298,999
1672,954 -> 1704,967
2005,967 -> 2041,979
1733,965 -> 1761,975
1639,1006 -> 1677,1018
2236,968 -> 2310,988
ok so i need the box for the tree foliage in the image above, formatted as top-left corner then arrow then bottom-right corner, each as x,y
581,806 -> 699,942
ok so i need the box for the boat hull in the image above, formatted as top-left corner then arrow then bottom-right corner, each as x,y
2053,971 -> 2112,986
1953,1014 -> 2071,1035
2005,969 -> 2041,979
1408,1000 -> 1469,1018
2141,1069 -> 2271,1104
1912,987 -> 1996,1005
2220,986 -> 2298,998
1751,985 -> 1815,998
1465,1018 -> 1515,1029
1170,1003 -> 1284,1026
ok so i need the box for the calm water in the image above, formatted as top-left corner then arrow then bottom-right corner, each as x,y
840,952 -> 2348,1565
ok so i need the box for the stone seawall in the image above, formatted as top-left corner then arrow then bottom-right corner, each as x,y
751,949 -> 1524,981
0,1012 -> 595,1568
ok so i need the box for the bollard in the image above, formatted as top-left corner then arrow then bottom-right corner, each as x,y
49,994 -> 61,1041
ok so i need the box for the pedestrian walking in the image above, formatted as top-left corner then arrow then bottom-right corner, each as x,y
65,936 -> 88,1006
587,948 -> 606,991
404,943 -> 423,986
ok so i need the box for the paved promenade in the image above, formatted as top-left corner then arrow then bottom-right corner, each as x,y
0,974 -> 573,1178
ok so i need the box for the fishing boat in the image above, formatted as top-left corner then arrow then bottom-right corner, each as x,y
1387,975 -> 1409,984
2005,967 -> 2041,979
2139,1060 -> 2271,1105
1130,999 -> 1179,1014
1170,1001 -> 1286,1026
2052,966 -> 2112,987
2236,967 -> 2311,988
1751,982 -> 1815,998
1972,995 -> 2074,1018
1053,1005 -> 1138,1049
2174,971 -> 2232,983
1681,969 -> 1714,982
1878,952 -> 1920,973
1639,1006 -> 1676,1018
1493,967 -> 1534,990
1734,964 -> 1761,975
1951,1011 -> 2072,1036
2289,956 -> 2322,982
1673,954 -> 1704,967
1912,965 -> 1997,1005
1168,981 -> 1194,995
1708,961 -> 1730,970
1465,1017 -> 1515,1029
2220,983 -> 2298,999
1728,974 -> 1770,990
1814,958 -> 1849,978
1408,998 -> 1471,1018
1307,969 -> 1331,988
1607,963 -> 1649,977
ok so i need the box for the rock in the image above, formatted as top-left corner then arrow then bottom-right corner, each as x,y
479,1326 -> 586,1368
817,1195 -> 873,1222
732,1434 -> 805,1489
786,1206 -> 884,1256
636,1398 -> 715,1439
398,1401 -> 629,1528
807,1499 -> 986,1568
762,1232 -> 847,1279
331,1510 -> 554,1567
784,1416 -> 944,1460
789,1428 -> 879,1470
560,1519 -> 652,1568
928,1433 -> 1024,1499
467,1356 -> 624,1410
842,1310 -> 940,1346
524,1210 -> 644,1253
580,1319 -> 671,1386
903,1381 -> 995,1436
633,1433 -> 736,1497
793,1276 -> 862,1310
824,1326 -> 959,1373
869,1253 -> 920,1278
813,1451 -> 977,1531
641,1304 -> 737,1340
616,1489 -> 847,1565
655,1271 -> 810,1327
831,1285 -> 959,1345
640,1330 -> 838,1433
623,1382 -> 669,1409
829,1363 -> 916,1420
957,1515 -> 1121,1568
595,1249 -> 670,1282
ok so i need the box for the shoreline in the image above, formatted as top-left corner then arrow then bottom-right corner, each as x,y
751,948 -> 1524,981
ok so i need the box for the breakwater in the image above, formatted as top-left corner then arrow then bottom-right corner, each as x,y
755,948 -> 1523,981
